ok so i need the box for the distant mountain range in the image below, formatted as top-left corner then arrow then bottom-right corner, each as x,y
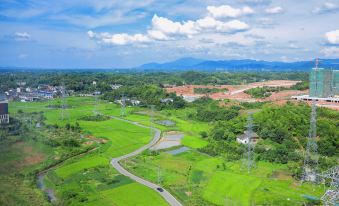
1,58 -> 338,71
137,57 -> 339,71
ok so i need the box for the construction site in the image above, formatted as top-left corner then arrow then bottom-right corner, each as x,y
166,69 -> 339,110
166,80 -> 304,102
292,68 -> 339,110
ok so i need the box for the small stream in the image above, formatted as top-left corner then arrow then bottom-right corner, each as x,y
35,147 -> 98,204
37,172 -> 57,203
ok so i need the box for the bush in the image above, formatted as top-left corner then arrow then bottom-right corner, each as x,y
80,115 -> 110,122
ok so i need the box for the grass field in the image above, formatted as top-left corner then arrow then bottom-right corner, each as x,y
85,183 -> 169,206
126,150 -> 324,206
7,96 -> 325,206
80,119 -> 150,157
9,97 -> 171,206
203,171 -> 262,205
55,155 -> 108,179
0,139 -> 49,206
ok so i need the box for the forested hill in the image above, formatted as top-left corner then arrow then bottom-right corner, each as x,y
137,58 -> 339,72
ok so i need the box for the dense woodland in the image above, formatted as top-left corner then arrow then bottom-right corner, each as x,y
0,70 -> 308,92
198,102 -> 338,177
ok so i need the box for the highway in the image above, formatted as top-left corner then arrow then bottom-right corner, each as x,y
110,116 -> 183,206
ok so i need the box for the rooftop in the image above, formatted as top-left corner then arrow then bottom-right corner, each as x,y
237,131 -> 258,140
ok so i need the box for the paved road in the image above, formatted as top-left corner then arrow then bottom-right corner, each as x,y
110,116 -> 183,206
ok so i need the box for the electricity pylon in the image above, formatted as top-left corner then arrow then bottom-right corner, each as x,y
302,100 -> 319,182
157,166 -> 162,185
247,112 -> 256,173
149,105 -> 155,138
120,95 -> 126,117
242,112 -> 256,173
93,81 -> 99,115
60,83 -> 70,122
302,59 -> 320,183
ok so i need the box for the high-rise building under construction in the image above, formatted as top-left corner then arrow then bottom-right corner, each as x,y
0,100 -> 9,124
309,68 -> 339,98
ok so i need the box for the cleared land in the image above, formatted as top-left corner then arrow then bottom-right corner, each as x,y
166,80 -> 307,103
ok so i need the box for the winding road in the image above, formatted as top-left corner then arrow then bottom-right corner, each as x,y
110,116 -> 183,206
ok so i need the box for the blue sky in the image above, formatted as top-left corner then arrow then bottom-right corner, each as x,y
0,0 -> 339,68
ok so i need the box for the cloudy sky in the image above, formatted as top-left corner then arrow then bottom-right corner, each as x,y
0,0 -> 339,68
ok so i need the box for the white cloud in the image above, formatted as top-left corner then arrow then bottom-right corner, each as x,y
147,30 -> 169,40
325,29 -> 339,45
288,43 -> 299,49
265,6 -> 284,14
88,13 -> 250,45
88,4 -> 251,46
313,2 -> 339,14
321,47 -> 339,57
207,5 -> 254,18
196,17 -> 249,33
217,20 -> 250,32
150,14 -> 198,37
13,32 -> 31,41
87,31 -> 150,45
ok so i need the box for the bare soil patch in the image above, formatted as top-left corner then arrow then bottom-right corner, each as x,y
166,80 -> 302,103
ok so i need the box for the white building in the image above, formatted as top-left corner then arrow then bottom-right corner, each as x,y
236,131 -> 259,144
110,84 -> 122,90
130,99 -> 141,106
182,95 -> 200,103
160,98 -> 174,103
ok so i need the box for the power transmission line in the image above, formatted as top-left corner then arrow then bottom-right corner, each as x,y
60,82 -> 70,123
149,105 -> 155,138
93,81 -> 99,115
